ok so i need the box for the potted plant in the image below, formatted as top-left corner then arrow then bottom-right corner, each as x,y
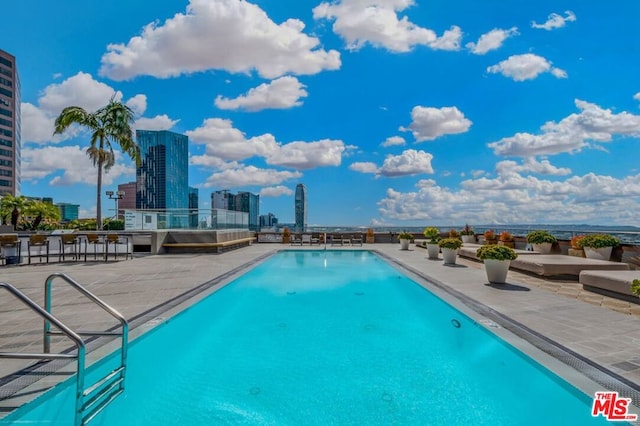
631,279 -> 640,297
498,231 -> 515,248
423,227 -> 441,259
568,235 -> 585,258
483,229 -> 497,245
460,224 -> 475,243
366,228 -> 375,244
576,234 -> 620,261
282,227 -> 291,244
448,229 -> 460,239
438,237 -> 463,265
476,245 -> 518,284
526,230 -> 556,254
398,231 -> 413,250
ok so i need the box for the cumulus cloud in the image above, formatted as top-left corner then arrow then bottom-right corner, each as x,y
22,145 -> 134,186
488,99 -> 640,157
201,165 -> 302,188
260,185 -> 294,197
21,72 -> 176,144
350,150 -> 434,177
376,171 -> 640,224
400,105 -> 472,141
633,92 -> 640,102
313,0 -> 461,52
487,53 -> 566,81
495,159 -> 571,176
381,136 -> 406,147
214,76 -> 308,112
466,27 -> 518,55
187,117 -> 348,169
100,0 -> 340,80
531,11 -> 576,31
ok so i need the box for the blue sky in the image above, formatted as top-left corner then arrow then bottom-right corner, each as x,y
6,0 -> 640,226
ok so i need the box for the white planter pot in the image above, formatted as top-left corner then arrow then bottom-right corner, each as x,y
442,248 -> 458,264
483,259 -> 511,283
426,243 -> 440,259
400,239 -> 410,250
461,235 -> 475,244
531,242 -> 552,254
583,246 -> 612,261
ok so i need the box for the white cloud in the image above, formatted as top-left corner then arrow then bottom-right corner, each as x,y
466,27 -> 518,55
495,159 -> 571,176
21,72 -> 177,144
187,118 -> 348,169
100,0 -> 340,80
201,165 -> 301,188
400,105 -> 472,141
376,171 -> 640,224
489,99 -> 640,157
22,145 -> 134,186
378,149 -> 434,177
487,53 -> 566,81
260,185 -> 294,197
531,11 -> 576,31
215,76 -> 308,112
381,136 -> 406,147
313,0 -> 460,52
633,92 -> 640,102
349,162 -> 378,174
134,115 -> 179,131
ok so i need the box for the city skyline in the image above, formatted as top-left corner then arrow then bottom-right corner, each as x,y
7,1 -> 640,227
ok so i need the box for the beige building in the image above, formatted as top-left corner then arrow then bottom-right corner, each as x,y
0,49 -> 20,196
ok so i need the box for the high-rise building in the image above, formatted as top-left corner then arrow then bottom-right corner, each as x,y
259,212 -> 278,229
211,189 -> 233,210
117,181 -> 136,219
136,130 -> 189,227
0,49 -> 20,196
188,186 -> 199,228
234,191 -> 259,231
294,183 -> 307,233
56,203 -> 79,222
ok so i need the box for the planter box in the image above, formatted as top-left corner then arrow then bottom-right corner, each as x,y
532,243 -> 552,254
484,259 -> 511,283
442,248 -> 458,264
498,241 -> 515,248
584,246 -> 612,261
567,248 -> 585,258
426,243 -> 439,259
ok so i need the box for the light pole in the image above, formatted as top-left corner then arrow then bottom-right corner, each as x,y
106,190 -> 125,220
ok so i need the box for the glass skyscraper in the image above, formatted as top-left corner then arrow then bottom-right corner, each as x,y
136,130 -> 189,227
294,183 -> 307,233
235,191 -> 259,232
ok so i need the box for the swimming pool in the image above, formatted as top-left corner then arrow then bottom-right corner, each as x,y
2,250 -> 618,424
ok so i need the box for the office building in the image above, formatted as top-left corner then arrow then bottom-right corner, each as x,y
259,213 -> 278,229
234,191 -> 259,231
117,181 -> 136,219
0,49 -> 20,196
56,203 -> 79,222
136,130 -> 189,227
294,183 -> 307,233
211,189 -> 233,210
188,186 -> 199,228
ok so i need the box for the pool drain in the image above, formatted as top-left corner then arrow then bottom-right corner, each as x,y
381,392 -> 393,402
451,319 -> 461,328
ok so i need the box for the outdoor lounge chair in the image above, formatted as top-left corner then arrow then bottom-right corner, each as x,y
291,234 -> 302,245
351,234 -> 363,246
0,233 -> 21,265
301,234 -> 312,245
84,233 -> 104,261
27,234 -> 49,264
105,233 -> 131,260
59,233 -> 80,261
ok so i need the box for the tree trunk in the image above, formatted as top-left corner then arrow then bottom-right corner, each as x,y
96,157 -> 103,231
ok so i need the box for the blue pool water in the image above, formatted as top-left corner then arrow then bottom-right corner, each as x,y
3,250 -> 615,425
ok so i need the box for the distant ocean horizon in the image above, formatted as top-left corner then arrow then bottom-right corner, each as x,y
304,224 -> 640,245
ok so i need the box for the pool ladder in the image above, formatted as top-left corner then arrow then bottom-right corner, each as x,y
0,273 -> 128,425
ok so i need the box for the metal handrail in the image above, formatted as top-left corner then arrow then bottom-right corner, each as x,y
0,282 -> 86,423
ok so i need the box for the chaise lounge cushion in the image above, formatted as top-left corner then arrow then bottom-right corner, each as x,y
579,270 -> 640,297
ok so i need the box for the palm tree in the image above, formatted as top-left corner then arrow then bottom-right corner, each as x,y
54,98 -> 139,230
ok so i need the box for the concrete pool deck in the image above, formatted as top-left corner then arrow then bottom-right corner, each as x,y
1,242 -> 640,417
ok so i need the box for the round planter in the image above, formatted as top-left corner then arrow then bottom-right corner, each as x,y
400,239 -> 410,250
426,243 -> 440,259
483,259 -> 511,283
583,246 -> 612,261
441,248 -> 458,265
461,235 -> 475,244
531,242 -> 552,254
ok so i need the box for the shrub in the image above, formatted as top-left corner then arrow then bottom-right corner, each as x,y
576,234 -> 620,249
423,227 -> 440,243
460,224 -> 474,236
438,237 -> 462,249
631,279 -> 640,297
526,230 -> 557,244
366,228 -> 374,238
398,232 -> 414,240
499,231 -> 513,242
484,229 -> 496,240
476,244 -> 518,261
448,229 -> 460,238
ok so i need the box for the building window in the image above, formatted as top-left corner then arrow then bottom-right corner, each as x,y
0,57 -> 11,68
0,159 -> 12,167
0,117 -> 11,127
0,77 -> 11,88
0,138 -> 11,147
0,87 -> 11,98
0,179 -> 10,187
0,148 -> 12,157
0,67 -> 10,77
0,128 -> 11,137
0,108 -> 11,117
